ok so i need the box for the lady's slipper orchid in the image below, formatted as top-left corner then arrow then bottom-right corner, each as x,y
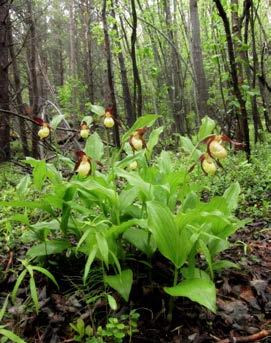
203,134 -> 244,160
103,107 -> 115,128
35,118 -> 51,140
129,161 -> 138,170
80,122 -> 90,139
129,128 -> 147,151
75,151 -> 91,177
209,139 -> 227,159
200,153 -> 217,176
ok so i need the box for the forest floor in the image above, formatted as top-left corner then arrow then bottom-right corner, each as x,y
1,219 -> 271,343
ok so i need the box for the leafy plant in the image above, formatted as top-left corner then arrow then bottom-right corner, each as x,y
70,310 -> 139,343
12,260 -> 58,313
0,295 -> 26,343
1,115 -> 243,322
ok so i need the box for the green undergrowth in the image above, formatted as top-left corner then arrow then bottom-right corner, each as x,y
0,115 -> 270,342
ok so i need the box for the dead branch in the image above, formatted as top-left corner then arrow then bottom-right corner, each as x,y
217,329 -> 271,343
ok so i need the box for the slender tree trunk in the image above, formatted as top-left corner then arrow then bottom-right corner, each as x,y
130,0 -> 142,117
69,0 -> 76,78
102,0 -> 120,147
189,0 -> 209,118
112,0 -> 135,127
8,19 -> 30,156
163,0 -> 185,133
26,0 -> 40,158
249,2 -> 263,142
258,45 -> 271,131
213,0 -> 250,158
80,0 -> 94,103
0,0 -> 10,161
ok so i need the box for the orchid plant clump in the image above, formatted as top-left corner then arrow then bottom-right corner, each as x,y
1,109 -> 243,322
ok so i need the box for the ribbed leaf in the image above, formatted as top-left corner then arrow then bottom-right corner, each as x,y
146,127 -> 163,160
121,115 -> 159,143
27,240 -> 71,258
50,114 -> 65,129
198,116 -> 216,141
164,278 -> 216,313
85,132 -> 104,161
223,182 -> 240,211
147,201 -> 189,268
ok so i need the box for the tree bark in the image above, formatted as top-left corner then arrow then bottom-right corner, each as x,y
8,18 -> 30,157
80,0 -> 94,103
0,0 -> 10,161
213,0 -> 250,158
26,0 -> 40,158
69,0 -> 76,78
102,0 -> 120,147
163,0 -> 185,134
130,0 -> 142,117
189,0 -> 209,118
248,2 -> 263,142
112,0 -> 135,127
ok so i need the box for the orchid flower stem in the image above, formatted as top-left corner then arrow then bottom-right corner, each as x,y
106,129 -> 110,161
167,266 -> 178,322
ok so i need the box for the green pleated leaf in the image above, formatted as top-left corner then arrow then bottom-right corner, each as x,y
146,126 -> 163,160
179,136 -> 201,160
27,240 -> 71,258
91,104 -> 105,116
96,232 -> 109,266
198,116 -> 216,141
223,182 -> 240,211
147,201 -> 189,268
16,175 -> 31,198
84,132 -> 104,161
121,115 -> 159,143
50,114 -> 65,130
164,278 -> 217,313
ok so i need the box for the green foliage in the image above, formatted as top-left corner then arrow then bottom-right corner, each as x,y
0,295 -> 26,343
164,278 -> 216,313
1,115 -> 245,321
70,310 -> 139,342
12,260 -> 58,313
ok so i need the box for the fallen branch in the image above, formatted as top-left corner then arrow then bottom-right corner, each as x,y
217,329 -> 271,343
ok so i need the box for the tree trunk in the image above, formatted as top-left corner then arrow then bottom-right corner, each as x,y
130,0 -> 142,117
8,18 -> 30,157
80,0 -> 94,103
112,0 -> 135,127
102,0 -> 120,147
69,0 -> 76,78
0,0 -> 10,161
213,0 -> 250,158
189,0 -> 209,118
249,2 -> 263,142
26,0 -> 40,158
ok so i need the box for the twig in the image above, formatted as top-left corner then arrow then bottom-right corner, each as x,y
4,251 -> 13,272
217,329 -> 271,343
